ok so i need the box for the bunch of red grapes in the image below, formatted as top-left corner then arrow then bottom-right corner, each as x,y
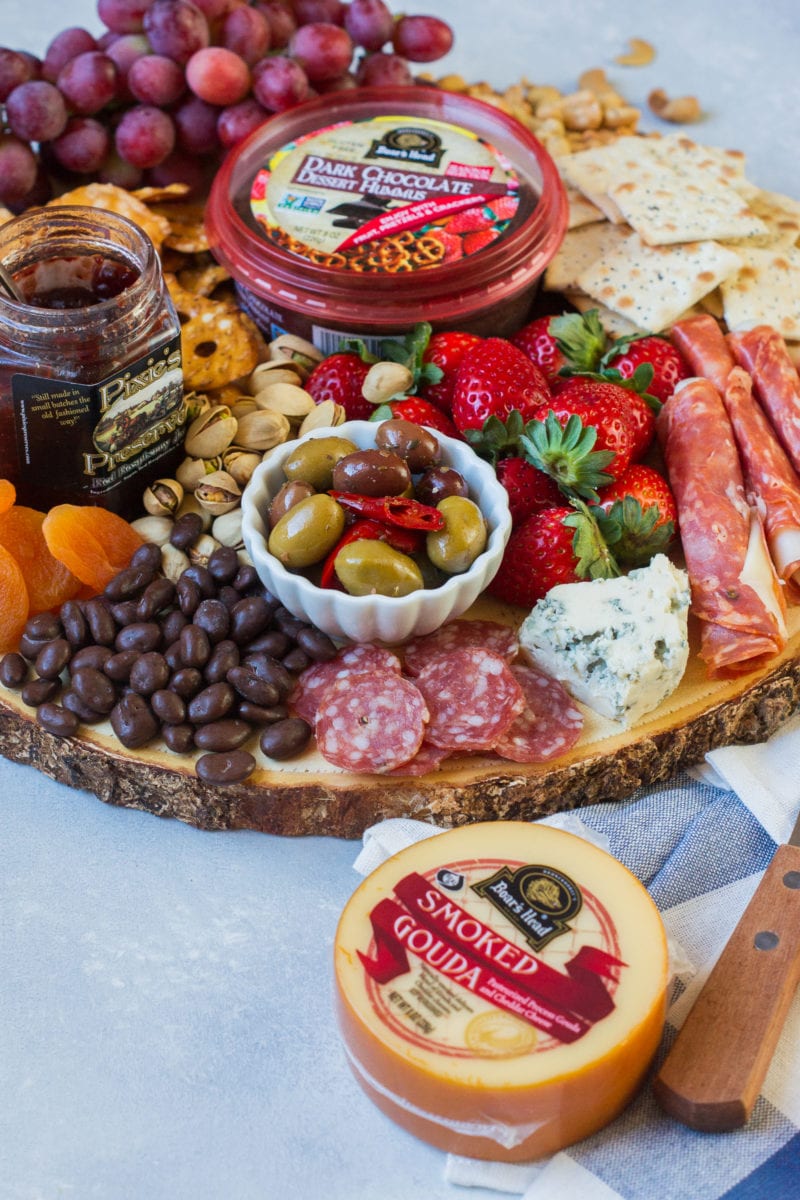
0,0 -> 454,209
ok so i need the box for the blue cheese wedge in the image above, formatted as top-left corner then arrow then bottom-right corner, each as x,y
518,555 -> 691,725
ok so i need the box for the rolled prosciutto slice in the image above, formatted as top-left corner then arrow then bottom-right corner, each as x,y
728,325 -> 800,475
721,367 -> 800,601
671,313 -> 734,393
658,377 -> 786,677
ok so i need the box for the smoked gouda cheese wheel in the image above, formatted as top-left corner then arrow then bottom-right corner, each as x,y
333,821 -> 668,1162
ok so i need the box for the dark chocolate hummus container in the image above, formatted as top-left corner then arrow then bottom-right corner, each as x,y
0,205 -> 185,517
206,86 -> 567,355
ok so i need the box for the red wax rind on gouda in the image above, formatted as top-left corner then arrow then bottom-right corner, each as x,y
333,820 -> 668,1162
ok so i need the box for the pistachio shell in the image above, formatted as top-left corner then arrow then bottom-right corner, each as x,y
222,448 -> 261,488
143,477 -> 184,517
184,404 -> 238,458
188,533 -> 221,567
212,508 -> 244,550
175,456 -> 209,492
254,381 -> 315,419
267,333 -> 323,379
229,397 -> 258,420
130,515 -> 174,546
194,469 -> 242,516
298,400 -> 345,435
235,408 -> 291,451
249,361 -> 304,391
161,543 -> 190,582
361,361 -> 414,405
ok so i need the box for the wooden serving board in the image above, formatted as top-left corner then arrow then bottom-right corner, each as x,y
2,598 -> 800,840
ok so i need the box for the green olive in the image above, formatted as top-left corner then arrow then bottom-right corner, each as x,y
268,494 -> 345,569
334,539 -> 424,597
426,495 -> 488,574
282,435 -> 358,492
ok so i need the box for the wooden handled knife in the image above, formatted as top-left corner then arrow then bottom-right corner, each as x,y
653,807 -> 800,1132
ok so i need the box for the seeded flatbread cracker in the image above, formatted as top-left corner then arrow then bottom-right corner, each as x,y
558,136 -> 658,223
730,188 -> 800,249
720,244 -> 800,340
562,291 -> 646,338
577,232 -> 743,331
608,160 -> 768,246
565,184 -> 606,229
653,133 -> 748,188
543,221 -> 633,293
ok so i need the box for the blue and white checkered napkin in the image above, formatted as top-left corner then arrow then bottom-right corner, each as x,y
352,712 -> 800,1200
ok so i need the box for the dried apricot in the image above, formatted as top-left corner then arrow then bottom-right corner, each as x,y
0,543 -> 29,652
42,504 -> 145,592
0,479 -> 16,514
0,506 -> 82,614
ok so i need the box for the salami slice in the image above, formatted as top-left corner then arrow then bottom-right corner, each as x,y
315,670 -> 428,773
493,664 -> 584,763
728,325 -> 800,476
657,377 -> 786,677
402,619 -> 519,676
413,648 -> 525,752
721,367 -> 800,600
290,643 -> 402,725
387,740 -> 453,777
671,313 -> 733,393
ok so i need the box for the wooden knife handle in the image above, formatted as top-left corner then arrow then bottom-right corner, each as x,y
653,842 -> 800,1132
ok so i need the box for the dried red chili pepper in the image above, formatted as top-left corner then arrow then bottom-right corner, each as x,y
319,518 -> 424,588
329,491 -> 445,530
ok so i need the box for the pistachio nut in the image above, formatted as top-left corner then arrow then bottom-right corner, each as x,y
267,333 -> 323,379
249,361 -> 304,392
361,361 -> 414,405
298,399 -> 345,435
235,408 -> 291,452
194,469 -> 242,516
161,543 -> 190,583
130,515 -> 174,546
188,532 -> 221,568
222,448 -> 261,489
229,396 -> 258,420
175,455 -> 210,493
212,508 -> 244,550
176,492 -> 213,532
183,391 -> 211,423
254,381 -> 315,420
142,478 -> 184,518
184,404 -> 238,459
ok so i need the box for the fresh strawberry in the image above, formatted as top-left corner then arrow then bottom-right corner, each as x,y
615,388 -> 656,461
418,331 -> 482,413
488,501 -> 619,608
306,352 -> 373,421
511,309 -> 607,388
371,396 -> 461,438
495,456 -> 562,526
594,464 -> 677,566
602,333 -> 690,404
536,377 -> 637,481
451,337 -> 551,433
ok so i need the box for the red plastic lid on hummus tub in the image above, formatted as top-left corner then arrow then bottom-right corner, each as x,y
206,86 -> 568,352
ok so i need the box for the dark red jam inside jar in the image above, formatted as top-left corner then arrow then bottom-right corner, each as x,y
0,206 -> 185,518
206,86 -> 567,356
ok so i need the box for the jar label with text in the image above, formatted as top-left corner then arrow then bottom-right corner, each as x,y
250,114 -> 525,274
13,334 -> 185,514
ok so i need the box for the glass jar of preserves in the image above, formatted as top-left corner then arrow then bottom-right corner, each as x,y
0,205 -> 185,517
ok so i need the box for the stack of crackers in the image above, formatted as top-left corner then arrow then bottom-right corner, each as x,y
546,132 -> 800,351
